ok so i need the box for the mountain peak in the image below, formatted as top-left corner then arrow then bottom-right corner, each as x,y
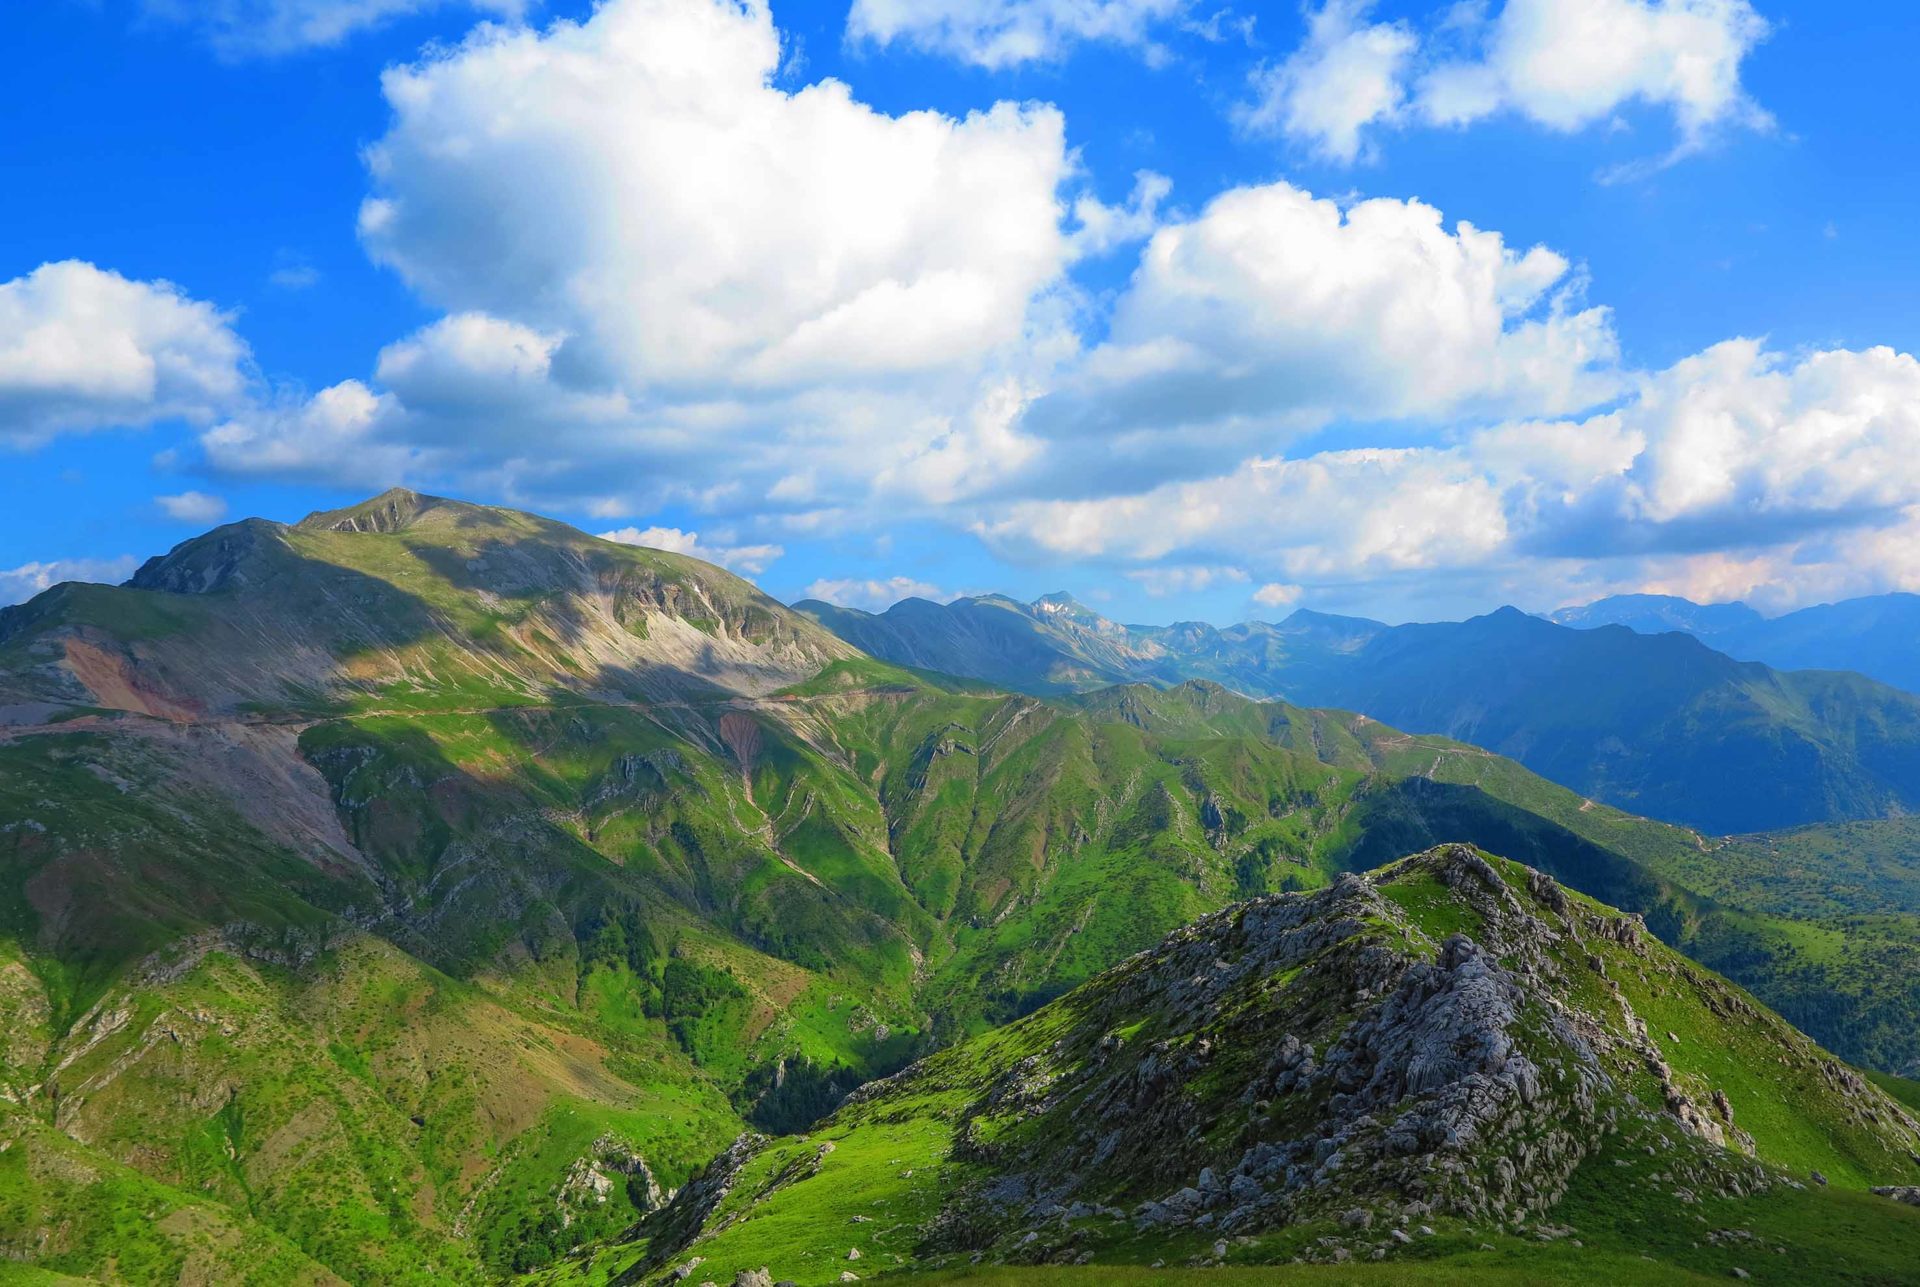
295,487 -> 459,534
1551,594 -> 1766,637
1030,591 -> 1134,638
8,488 -> 859,716
127,516 -> 296,596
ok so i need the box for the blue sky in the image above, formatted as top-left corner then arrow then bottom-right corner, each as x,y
4,0 -> 1919,625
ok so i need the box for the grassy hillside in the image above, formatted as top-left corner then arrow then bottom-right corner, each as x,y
6,493 -> 1920,1279
0,488 -> 855,721
549,847 -> 1920,1286
1049,680 -> 1920,1077
800,594 -> 1920,835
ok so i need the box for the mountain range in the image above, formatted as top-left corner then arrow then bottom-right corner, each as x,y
799,593 -> 1920,834
1554,591 -> 1920,694
3,491 -> 1919,1283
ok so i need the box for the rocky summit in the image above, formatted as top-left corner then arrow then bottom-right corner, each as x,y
582,846 -> 1920,1285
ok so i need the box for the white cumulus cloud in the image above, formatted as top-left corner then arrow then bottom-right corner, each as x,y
977,336 -> 1920,612
117,0 -> 1901,618
846,0 -> 1190,68
201,379 -> 417,486
0,261 -> 251,448
1418,0 -> 1772,143
206,0 -> 1078,520
1019,180 -> 1618,492
976,447 -> 1511,578
1239,0 -> 1416,163
1252,582 -> 1304,609
359,0 -> 1072,391
1493,340 -> 1920,547
1247,0 -> 1772,170
155,491 -> 229,524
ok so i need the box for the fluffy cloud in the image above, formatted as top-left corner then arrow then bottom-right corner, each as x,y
0,556 -> 141,606
846,0 -> 1190,68
133,0 -> 1892,617
802,576 -> 951,611
1419,0 -> 1771,143
977,447 -> 1511,578
1239,0 -> 1415,162
0,262 -> 250,448
202,0 -> 1078,518
156,491 -> 229,523
1497,340 -> 1920,553
1018,180 -> 1617,492
597,525 -> 784,576
192,1 -> 1639,548
200,380 -> 416,485
140,0 -> 529,58
1252,582 -> 1303,609
1247,0 -> 1771,168
977,338 -> 1920,611
1540,517 -> 1920,617
359,0 -> 1072,391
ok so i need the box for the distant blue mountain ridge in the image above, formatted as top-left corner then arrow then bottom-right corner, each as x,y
797,592 -> 1920,834
1551,592 -> 1920,695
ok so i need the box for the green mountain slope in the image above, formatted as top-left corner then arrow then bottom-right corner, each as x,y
555,847 -> 1920,1286
1053,679 -> 1920,1078
801,594 -> 1920,834
0,488 -> 856,720
0,493 -> 922,1280
4,492 -> 1918,1280
1285,608 -> 1920,834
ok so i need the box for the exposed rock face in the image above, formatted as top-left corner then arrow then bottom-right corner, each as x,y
557,1136 -> 668,1228
629,1134 -> 768,1275
927,848 -> 1622,1240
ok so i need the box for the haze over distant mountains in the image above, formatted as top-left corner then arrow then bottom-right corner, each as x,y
797,592 -> 1920,835
1553,592 -> 1920,694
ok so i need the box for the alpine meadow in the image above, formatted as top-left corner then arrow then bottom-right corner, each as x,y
7,1 -> 1920,1285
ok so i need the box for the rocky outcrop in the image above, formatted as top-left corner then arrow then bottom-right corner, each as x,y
622,1133 -> 767,1279
557,1136 -> 668,1229
934,849 -> 1616,1242
892,846 -> 1920,1266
